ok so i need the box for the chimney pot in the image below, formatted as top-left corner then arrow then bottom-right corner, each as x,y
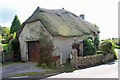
80,14 -> 85,20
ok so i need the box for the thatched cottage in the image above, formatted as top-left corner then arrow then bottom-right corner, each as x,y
17,7 -> 99,64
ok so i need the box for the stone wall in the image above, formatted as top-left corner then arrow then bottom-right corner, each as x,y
71,49 -> 115,69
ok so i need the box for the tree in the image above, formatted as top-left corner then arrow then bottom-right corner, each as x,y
10,15 -> 21,34
1,27 -> 10,38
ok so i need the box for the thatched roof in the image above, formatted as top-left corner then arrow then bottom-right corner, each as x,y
17,7 -> 99,38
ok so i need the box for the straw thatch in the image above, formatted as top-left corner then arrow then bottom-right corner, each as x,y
17,7 -> 99,38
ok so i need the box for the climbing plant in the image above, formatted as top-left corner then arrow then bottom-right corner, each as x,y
37,32 -> 54,67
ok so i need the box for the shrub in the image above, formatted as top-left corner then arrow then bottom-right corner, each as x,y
37,32 -> 54,67
11,38 -> 19,51
98,39 -> 118,59
41,63 -> 49,69
11,38 -> 21,61
1,34 -> 14,44
99,41 -> 112,52
83,38 -> 95,56
1,39 -> 7,44
94,36 -> 100,50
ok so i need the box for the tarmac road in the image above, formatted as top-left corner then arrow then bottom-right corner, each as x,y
48,60 -> 118,78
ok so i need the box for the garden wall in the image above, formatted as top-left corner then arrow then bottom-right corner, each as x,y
71,49 -> 115,68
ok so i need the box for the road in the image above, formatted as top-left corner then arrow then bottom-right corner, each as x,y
48,60 -> 118,78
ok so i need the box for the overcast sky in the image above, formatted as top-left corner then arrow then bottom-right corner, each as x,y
0,0 -> 119,40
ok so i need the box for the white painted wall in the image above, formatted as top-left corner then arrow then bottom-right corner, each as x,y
53,35 -> 90,64
19,21 -> 52,61
19,20 -> 91,63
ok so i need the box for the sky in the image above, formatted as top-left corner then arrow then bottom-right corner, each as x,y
0,0 -> 119,40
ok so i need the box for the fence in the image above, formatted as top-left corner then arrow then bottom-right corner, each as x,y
70,49 -> 115,69
2,51 -> 13,62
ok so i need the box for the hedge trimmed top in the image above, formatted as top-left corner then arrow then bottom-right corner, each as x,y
18,7 -> 99,37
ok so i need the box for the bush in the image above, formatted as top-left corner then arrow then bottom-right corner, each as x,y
94,36 -> 100,50
83,38 -> 95,56
98,39 -> 118,59
99,41 -> 112,52
41,63 -> 49,69
11,38 -> 19,51
1,34 -> 14,44
37,32 -> 54,67
1,39 -> 8,44
11,38 -> 21,61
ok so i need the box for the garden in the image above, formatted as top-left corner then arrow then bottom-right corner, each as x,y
1,15 -> 21,62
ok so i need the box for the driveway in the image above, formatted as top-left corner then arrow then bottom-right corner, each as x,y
2,62 -> 49,78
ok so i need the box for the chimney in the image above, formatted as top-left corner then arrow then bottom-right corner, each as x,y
80,14 -> 85,20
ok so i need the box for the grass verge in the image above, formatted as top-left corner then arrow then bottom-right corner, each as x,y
1,62 -> 20,66
10,67 -> 75,77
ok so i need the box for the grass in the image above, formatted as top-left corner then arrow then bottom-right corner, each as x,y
10,66 -> 75,76
2,44 -> 8,51
1,62 -> 17,67
10,72 -> 40,76
2,62 -> 14,66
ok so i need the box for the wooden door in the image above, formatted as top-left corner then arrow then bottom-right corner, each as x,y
28,41 -> 40,62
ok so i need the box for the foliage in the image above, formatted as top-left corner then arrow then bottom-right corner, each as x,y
99,40 -> 112,51
98,39 -> 118,59
1,27 -> 10,37
94,36 -> 100,50
6,34 -> 14,44
1,39 -> 8,44
11,38 -> 21,61
7,32 -> 16,52
41,63 -> 49,69
2,44 -> 8,51
11,38 -> 19,51
10,15 -> 21,34
1,32 -> 15,44
83,38 -> 95,56
37,32 -> 54,67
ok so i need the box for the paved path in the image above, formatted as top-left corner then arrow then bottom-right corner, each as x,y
2,62 -> 49,78
48,60 -> 118,78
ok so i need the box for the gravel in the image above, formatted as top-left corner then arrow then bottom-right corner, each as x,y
2,62 -> 49,78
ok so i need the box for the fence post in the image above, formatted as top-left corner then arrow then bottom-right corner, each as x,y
2,51 -> 4,62
60,53 -> 62,65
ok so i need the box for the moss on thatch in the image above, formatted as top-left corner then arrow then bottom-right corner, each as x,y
24,7 -> 96,37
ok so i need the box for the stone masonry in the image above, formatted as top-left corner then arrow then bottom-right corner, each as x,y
70,49 -> 115,69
